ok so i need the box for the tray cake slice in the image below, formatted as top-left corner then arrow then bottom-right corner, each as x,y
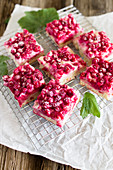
33,79 -> 80,127
38,46 -> 86,84
80,58 -> 113,100
4,29 -> 44,66
73,30 -> 113,65
46,14 -> 83,47
3,63 -> 45,107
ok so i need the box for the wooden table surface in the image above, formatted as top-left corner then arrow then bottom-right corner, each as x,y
0,0 -> 113,169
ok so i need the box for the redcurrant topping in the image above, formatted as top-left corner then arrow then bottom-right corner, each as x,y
35,79 -> 77,120
63,97 -> 70,105
46,14 -> 83,44
66,89 -> 74,97
78,30 -> 113,59
3,63 -> 45,100
38,46 -> 86,80
15,52 -> 20,59
3,75 -> 10,82
11,48 -> 16,54
80,58 -> 113,91
63,64 -> 72,73
4,29 -> 43,61
55,95 -> 61,102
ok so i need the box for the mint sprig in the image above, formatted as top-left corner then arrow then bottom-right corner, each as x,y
0,55 -> 9,76
18,8 -> 59,33
80,92 -> 100,119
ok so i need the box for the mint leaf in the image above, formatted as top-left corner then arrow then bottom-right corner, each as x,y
18,8 -> 59,33
80,92 -> 100,119
0,55 -> 9,77
0,62 -> 8,76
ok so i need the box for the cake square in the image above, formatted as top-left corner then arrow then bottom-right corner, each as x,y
80,58 -> 113,100
38,46 -> 86,84
73,30 -> 113,65
3,63 -> 45,107
4,29 -> 44,66
46,14 -> 83,47
33,79 -> 80,127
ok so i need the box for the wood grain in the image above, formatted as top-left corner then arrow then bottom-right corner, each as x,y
74,0 -> 113,16
0,0 -> 113,169
0,144 -> 77,170
0,0 -> 21,36
22,0 -> 72,9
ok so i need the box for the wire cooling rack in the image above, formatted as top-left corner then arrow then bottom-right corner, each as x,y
0,5 -> 113,150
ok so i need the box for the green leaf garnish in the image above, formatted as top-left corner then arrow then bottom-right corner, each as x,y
0,55 -> 9,63
0,55 -> 9,77
0,62 -> 8,76
18,8 -> 59,33
80,92 -> 100,119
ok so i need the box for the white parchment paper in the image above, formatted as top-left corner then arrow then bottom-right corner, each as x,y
1,4 -> 113,170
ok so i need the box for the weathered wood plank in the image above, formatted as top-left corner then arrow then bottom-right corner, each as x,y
74,0 -> 89,16
22,0 -> 72,9
0,0 -> 22,36
0,144 -> 79,170
74,0 -> 113,16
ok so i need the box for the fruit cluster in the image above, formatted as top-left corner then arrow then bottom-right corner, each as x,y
73,30 -> 113,62
33,79 -> 79,127
38,46 -> 86,84
46,14 -> 83,46
3,63 -> 45,107
4,29 -> 44,65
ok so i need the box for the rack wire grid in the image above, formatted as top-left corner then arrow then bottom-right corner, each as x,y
0,5 -> 113,150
